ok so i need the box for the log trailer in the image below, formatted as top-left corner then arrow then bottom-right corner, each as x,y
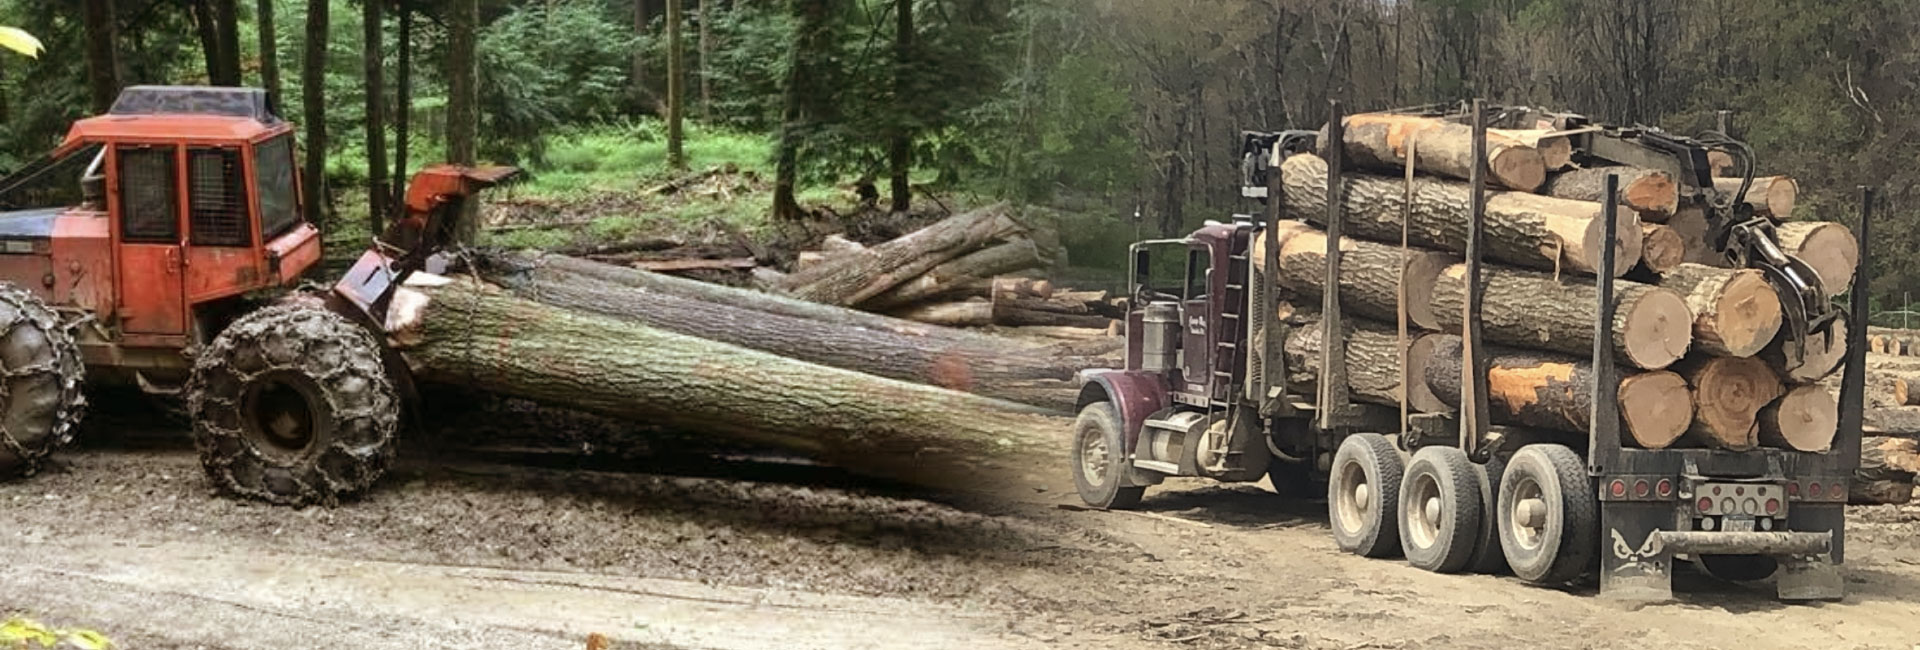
1070,101 -> 1870,601
0,86 -> 515,505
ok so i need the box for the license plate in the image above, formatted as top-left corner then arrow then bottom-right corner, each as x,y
1723,517 -> 1756,532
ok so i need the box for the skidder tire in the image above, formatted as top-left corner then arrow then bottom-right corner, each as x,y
1398,446 -> 1482,573
189,305 -> 399,506
1328,433 -> 1404,557
1071,402 -> 1144,509
1497,444 -> 1598,585
0,284 -> 85,479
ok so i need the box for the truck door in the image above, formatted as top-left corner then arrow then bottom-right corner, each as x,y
112,144 -> 188,336
1180,244 -> 1212,396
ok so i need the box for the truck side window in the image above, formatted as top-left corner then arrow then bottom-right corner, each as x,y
116,145 -> 179,243
187,147 -> 250,246
253,135 -> 300,240
1185,248 -> 1210,300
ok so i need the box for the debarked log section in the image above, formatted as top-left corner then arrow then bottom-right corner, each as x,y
1423,335 -> 1692,449
1429,264 -> 1693,370
1279,153 -> 1641,277
1327,112 -> 1548,191
390,281 -> 1071,492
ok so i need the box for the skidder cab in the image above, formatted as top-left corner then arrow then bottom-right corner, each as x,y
0,86 -> 516,505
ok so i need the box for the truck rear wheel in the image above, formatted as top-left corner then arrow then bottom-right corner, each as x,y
1328,433 -> 1403,557
1398,446 -> 1481,573
189,305 -> 399,506
1466,456 -> 1508,574
0,284 -> 86,479
1071,402 -> 1145,509
1497,444 -> 1598,584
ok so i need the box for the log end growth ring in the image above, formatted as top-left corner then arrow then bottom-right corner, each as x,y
1623,289 -> 1692,370
1761,384 -> 1837,453
1578,207 -> 1645,279
1489,145 -> 1548,192
1712,271 -> 1786,357
1619,371 -> 1691,449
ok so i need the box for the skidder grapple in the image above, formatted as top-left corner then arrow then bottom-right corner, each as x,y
0,86 -> 514,505
1073,101 -> 1868,601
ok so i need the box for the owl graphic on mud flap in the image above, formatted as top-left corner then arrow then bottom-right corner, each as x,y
1611,528 -> 1668,575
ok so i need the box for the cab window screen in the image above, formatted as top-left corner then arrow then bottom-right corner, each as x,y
254,135 -> 300,239
116,146 -> 178,243
188,147 -> 250,246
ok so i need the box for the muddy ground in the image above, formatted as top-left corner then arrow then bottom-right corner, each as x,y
3,407 -> 1919,650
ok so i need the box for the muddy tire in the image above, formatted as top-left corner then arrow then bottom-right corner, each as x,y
1466,455 -> 1508,574
189,305 -> 399,506
0,284 -> 86,479
1398,446 -> 1482,573
1071,402 -> 1144,509
1328,433 -> 1403,558
1497,444 -> 1598,585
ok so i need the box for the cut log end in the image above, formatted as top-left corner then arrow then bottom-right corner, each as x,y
1404,333 -> 1452,414
1403,251 -> 1450,331
1638,224 -> 1684,275
1489,144 -> 1548,192
1776,222 -> 1858,298
1681,356 -> 1785,451
1574,205 -> 1644,278
1622,289 -> 1693,370
1711,270 -> 1787,357
1759,384 -> 1838,452
1624,172 -> 1680,217
1620,371 -> 1692,449
1763,316 -> 1846,383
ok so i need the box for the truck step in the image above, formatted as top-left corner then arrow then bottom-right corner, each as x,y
1132,459 -> 1181,474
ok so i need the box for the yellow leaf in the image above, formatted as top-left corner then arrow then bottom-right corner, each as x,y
0,26 -> 43,58
0,618 -> 56,647
62,630 -> 112,650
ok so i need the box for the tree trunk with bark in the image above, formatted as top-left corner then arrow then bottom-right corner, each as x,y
189,0 -> 220,83
1430,263 -> 1693,370
213,0 -> 240,85
698,0 -> 713,121
1327,113 -> 1548,191
861,238 -> 1048,309
1715,176 -> 1797,218
773,0 -> 832,222
1424,335 -> 1692,448
447,0 -> 479,242
1282,316 -> 1427,409
1658,263 -> 1783,357
1774,221 -> 1857,298
391,0 -> 412,208
256,0 -> 282,112
393,282 -> 1071,492
1853,436 -> 1916,505
1542,166 -> 1678,220
1757,384 -> 1837,452
363,0 -> 388,232
779,204 -> 1024,305
1255,223 -> 1452,330
1675,355 -> 1783,450
631,0 -> 650,104
480,264 -> 1094,410
83,0 -> 120,114
1280,154 -> 1641,277
666,0 -> 686,171
300,0 -> 329,227
887,0 -> 913,213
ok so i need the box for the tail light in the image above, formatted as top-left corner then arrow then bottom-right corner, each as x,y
1786,481 -> 1800,497
1610,480 -> 1627,498
1656,479 -> 1673,497
1634,480 -> 1651,497
1696,497 -> 1713,512
1809,482 -> 1823,498
1766,498 -> 1781,515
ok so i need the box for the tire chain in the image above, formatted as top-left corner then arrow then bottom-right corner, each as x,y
0,283 -> 87,479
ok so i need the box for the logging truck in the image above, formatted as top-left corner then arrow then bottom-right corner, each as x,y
1070,103 -> 1868,601
0,86 -> 516,505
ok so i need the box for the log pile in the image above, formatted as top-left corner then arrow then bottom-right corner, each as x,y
775,205 -> 1123,338
1267,110 -> 1861,454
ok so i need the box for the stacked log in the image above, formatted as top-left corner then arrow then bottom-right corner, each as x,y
1267,110 -> 1856,457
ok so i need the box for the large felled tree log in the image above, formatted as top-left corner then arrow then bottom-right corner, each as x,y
1715,176 -> 1797,218
1280,154 -> 1641,277
1281,315 -> 1436,410
1854,436 -> 1916,505
392,281 -> 1070,492
1665,205 -> 1723,267
1542,167 -> 1679,220
1657,264 -> 1783,357
1761,316 -> 1847,382
1424,335 -> 1692,448
1637,224 -> 1684,275
1430,264 -> 1693,370
1774,221 -> 1858,298
861,238 -> 1049,309
480,263 -> 1092,410
1758,384 -> 1838,452
1255,225 -> 1452,330
778,204 -> 1024,305
1675,355 -> 1783,450
1493,128 -> 1572,170
1327,113 -> 1548,190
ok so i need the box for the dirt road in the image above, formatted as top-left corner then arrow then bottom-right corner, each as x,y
4,426 -> 1919,649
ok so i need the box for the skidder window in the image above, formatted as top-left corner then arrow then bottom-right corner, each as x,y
188,147 -> 250,247
116,145 -> 179,243
254,135 -> 299,240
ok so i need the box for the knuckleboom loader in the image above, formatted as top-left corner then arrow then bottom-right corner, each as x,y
1070,103 -> 1867,601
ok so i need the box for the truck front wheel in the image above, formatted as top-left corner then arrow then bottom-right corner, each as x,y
1070,402 -> 1145,509
188,305 -> 399,506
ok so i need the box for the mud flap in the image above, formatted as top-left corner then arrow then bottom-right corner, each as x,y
1599,502 -> 1674,603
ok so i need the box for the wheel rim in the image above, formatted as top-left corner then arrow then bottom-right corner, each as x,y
240,370 -> 325,461
1406,471 -> 1443,549
1078,422 -> 1112,486
1334,459 -> 1371,536
1509,476 -> 1550,552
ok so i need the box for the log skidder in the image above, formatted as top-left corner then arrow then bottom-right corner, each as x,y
187,305 -> 399,506
0,284 -> 86,479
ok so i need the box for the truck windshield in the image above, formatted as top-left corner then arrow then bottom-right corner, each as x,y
1131,241 -> 1189,299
